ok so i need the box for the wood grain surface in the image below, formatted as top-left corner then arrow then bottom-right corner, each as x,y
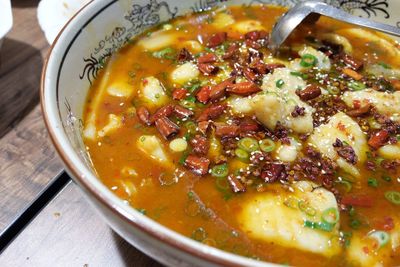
0,182 -> 163,267
0,0 -> 64,232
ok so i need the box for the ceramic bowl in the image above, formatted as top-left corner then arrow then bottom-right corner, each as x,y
41,0 -> 400,266
0,0 -> 13,50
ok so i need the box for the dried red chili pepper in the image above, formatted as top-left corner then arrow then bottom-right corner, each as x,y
184,155 -> 210,176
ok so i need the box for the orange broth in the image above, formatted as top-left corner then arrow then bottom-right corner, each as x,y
83,5 -> 400,266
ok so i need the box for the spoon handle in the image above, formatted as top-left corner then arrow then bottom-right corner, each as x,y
314,2 -> 400,37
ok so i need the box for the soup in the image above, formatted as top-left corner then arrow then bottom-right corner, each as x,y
82,4 -> 400,266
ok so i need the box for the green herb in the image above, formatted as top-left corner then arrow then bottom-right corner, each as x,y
128,71 -> 136,78
327,85 -> 340,95
259,138 -> 276,153
211,163 -> 229,178
349,206 -> 356,217
186,95 -> 197,103
184,121 -> 197,134
368,231 -> 390,248
378,62 -> 392,69
235,148 -> 249,161
243,5 -> 257,19
178,151 -> 189,165
384,191 -> 400,205
152,47 -> 176,60
375,157 -> 385,165
238,137 -> 259,153
98,56 -> 106,68
321,208 -> 339,224
304,220 -> 334,232
133,123 -> 143,129
298,200 -> 317,216
192,227 -> 207,242
216,176 -> 230,192
276,79 -> 285,88
382,175 -> 392,182
348,81 -> 366,91
136,208 -> 147,215
188,191 -> 194,200
290,71 -> 308,79
349,218 -> 361,229
341,231 -> 352,247
162,23 -> 173,30
283,197 -> 299,209
300,54 -> 318,67
180,99 -> 196,110
368,177 -> 378,188
335,179 -> 352,192
184,81 -> 202,93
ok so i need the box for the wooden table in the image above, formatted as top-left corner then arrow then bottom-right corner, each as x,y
0,2 -> 162,266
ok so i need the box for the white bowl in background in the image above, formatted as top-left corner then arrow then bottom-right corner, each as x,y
37,0 -> 91,44
0,0 -> 12,49
41,0 -> 400,266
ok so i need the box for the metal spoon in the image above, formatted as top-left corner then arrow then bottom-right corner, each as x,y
269,1 -> 400,50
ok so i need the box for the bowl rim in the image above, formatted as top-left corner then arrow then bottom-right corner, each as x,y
40,0 -> 279,266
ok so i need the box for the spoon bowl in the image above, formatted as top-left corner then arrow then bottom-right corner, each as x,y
269,1 -> 400,50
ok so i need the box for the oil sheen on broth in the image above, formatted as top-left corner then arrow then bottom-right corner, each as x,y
82,4 -> 400,266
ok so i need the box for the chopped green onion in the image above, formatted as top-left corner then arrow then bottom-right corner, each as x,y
375,157 -> 385,165
368,230 -> 390,248
184,121 -> 197,134
211,164 -> 229,178
286,98 -> 297,106
191,227 -> 207,242
382,175 -> 392,182
259,138 -> 276,153
304,220 -> 334,232
179,99 -> 196,110
326,85 -> 340,95
304,220 -> 317,229
348,81 -> 366,91
184,81 -> 201,93
276,79 -> 285,88
152,47 -> 176,60
341,231 -> 353,247
321,208 -> 339,224
235,148 -> 249,161
378,62 -> 392,69
290,71 -> 308,79
178,151 -> 189,165
367,177 -> 379,188
335,179 -> 352,193
215,176 -> 229,192
186,95 -> 197,102
298,200 -> 317,216
317,221 -> 335,232
238,137 -> 259,152
349,206 -> 356,217
283,197 -> 299,209
184,199 -> 200,217
162,23 -> 173,30
136,208 -> 147,215
300,54 -> 318,67
384,191 -> 400,205
349,218 -> 361,229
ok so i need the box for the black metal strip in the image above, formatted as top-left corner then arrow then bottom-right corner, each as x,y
0,172 -> 71,252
